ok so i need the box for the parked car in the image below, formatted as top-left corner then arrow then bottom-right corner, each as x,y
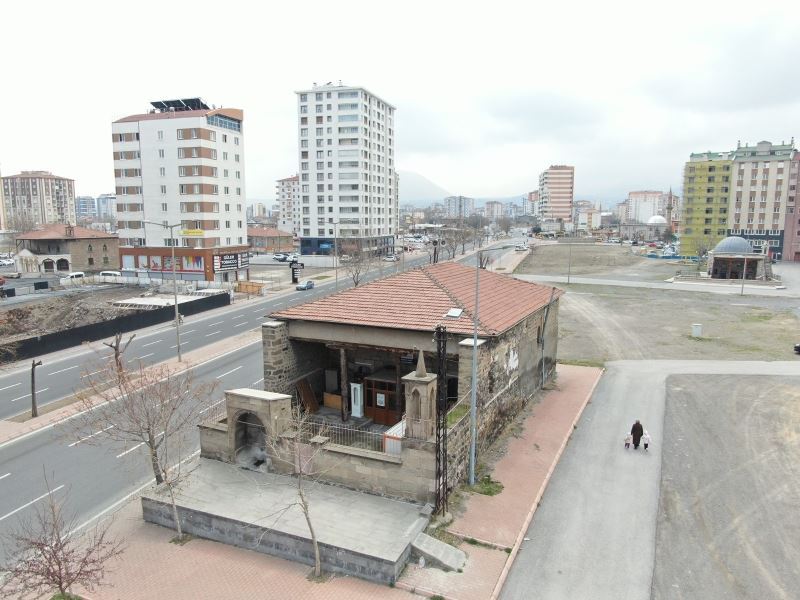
794,343 -> 800,355
99,270 -> 121,278
273,253 -> 288,261
296,280 -> 315,291
339,254 -> 352,262
66,271 -> 85,280
287,253 -> 299,262
382,254 -> 398,262
0,258 -> 14,266
4,272 -> 21,279
514,245 -> 528,251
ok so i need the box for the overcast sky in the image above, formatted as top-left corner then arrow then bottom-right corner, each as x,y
1,0 -> 797,207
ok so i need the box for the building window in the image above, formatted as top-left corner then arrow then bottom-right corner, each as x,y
234,137 -> 239,145
103,256 -> 109,264
158,149 -> 165,158
161,202 -> 168,211
87,244 -> 93,252
157,130 -> 164,140
88,257 -> 94,266
160,167 -> 165,177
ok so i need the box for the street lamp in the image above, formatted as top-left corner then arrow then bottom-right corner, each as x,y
567,236 -> 573,284
145,221 -> 183,362
333,220 -> 340,292
469,244 -> 516,485
735,253 -> 748,296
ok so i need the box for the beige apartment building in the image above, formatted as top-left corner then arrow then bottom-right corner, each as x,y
1,171 -> 76,228
538,165 -> 575,223
276,175 -> 299,235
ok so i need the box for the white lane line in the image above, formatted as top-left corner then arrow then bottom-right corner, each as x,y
0,383 -> 21,392
128,353 -> 154,363
11,388 -> 49,402
274,303 -> 284,308
47,365 -> 79,376
68,425 -> 115,448
0,485 -> 65,522
252,378 -> 264,386
216,366 -> 243,379
234,322 -> 248,327
0,473 -> 10,481
141,340 -> 162,347
116,442 -> 144,458
200,399 -> 225,414
205,330 -> 222,337
82,370 -> 104,378
231,314 -> 247,320
170,339 -> 193,349
253,309 -> 265,314
181,329 -> 196,335
208,321 -> 224,327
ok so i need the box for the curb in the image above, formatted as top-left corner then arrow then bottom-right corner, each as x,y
488,367 -> 605,600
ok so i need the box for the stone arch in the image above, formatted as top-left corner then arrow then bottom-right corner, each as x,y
56,258 -> 70,271
411,389 -> 421,419
42,259 -> 55,273
234,411 -> 267,470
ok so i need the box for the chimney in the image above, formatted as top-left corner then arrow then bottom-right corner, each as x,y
65,224 -> 75,238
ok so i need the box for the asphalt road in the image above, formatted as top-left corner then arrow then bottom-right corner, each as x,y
500,360 -> 800,600
0,246 -> 514,565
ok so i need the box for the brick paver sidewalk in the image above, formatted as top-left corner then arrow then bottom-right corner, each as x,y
72,364 -> 601,600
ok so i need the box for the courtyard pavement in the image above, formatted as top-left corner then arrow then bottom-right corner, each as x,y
500,360 -> 800,600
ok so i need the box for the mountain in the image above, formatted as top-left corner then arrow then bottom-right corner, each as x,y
398,171 -> 451,206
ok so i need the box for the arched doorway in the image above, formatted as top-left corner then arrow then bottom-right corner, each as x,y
234,412 -> 267,470
42,259 -> 55,273
56,258 -> 70,271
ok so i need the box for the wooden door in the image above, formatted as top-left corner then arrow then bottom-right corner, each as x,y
365,380 -> 400,426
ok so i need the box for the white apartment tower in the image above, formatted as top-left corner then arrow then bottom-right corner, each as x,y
296,83 -> 397,255
444,195 -> 475,219
111,98 -> 249,282
276,175 -> 300,234
538,165 -> 575,223
1,171 -> 76,227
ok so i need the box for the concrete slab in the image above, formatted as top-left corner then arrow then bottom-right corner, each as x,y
412,532 -> 466,571
141,458 -> 429,583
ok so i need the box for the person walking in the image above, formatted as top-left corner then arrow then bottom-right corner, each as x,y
631,420 -> 644,450
642,430 -> 651,452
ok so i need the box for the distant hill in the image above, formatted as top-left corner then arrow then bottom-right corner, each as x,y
398,171 -> 451,206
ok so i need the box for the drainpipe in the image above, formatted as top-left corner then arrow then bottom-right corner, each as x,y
539,287 -> 557,390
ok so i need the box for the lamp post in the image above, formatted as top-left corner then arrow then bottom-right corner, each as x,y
333,220 -> 339,292
145,221 -> 182,361
567,236 -> 573,284
469,243 -> 516,485
736,253 -> 748,296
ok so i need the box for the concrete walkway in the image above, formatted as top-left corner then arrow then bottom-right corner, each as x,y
500,360 -> 800,600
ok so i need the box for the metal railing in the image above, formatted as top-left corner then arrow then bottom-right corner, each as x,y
293,419 -> 386,453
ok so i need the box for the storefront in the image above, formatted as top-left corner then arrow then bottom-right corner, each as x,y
119,245 -> 250,282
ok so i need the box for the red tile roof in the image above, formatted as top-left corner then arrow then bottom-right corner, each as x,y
271,262 -> 563,337
247,227 -> 293,238
15,224 -> 117,240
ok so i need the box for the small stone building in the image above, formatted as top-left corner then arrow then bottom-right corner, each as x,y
14,224 -> 119,273
707,235 -> 772,280
247,226 -> 293,254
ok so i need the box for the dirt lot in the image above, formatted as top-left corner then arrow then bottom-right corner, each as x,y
653,375 -> 800,599
0,286 -> 147,343
517,242 -> 691,281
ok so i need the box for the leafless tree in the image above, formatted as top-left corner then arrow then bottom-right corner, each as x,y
75,361 -> 216,540
0,474 -> 124,599
497,216 -> 513,234
340,242 -> 372,287
6,211 -> 38,234
102,332 -> 136,381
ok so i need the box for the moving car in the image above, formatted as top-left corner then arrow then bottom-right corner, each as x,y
794,343 -> 800,355
296,280 -> 315,291
99,270 -> 122,278
339,254 -> 352,262
514,244 -> 528,251
273,253 -> 288,261
382,254 -> 398,262
286,253 -> 299,262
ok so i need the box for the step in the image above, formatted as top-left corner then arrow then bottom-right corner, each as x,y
411,532 -> 466,572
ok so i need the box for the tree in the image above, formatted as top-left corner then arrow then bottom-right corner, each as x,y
75,361 -> 216,540
531,226 -> 542,234
102,332 -> 136,381
0,474 -> 124,599
497,216 -> 512,234
660,227 -> 675,243
340,242 -> 372,287
6,211 -> 38,234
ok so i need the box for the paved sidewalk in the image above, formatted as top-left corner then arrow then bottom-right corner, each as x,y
65,364 -> 602,600
398,364 -> 603,600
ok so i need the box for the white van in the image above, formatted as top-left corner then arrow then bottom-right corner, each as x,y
67,272 -> 85,280
99,270 -> 121,278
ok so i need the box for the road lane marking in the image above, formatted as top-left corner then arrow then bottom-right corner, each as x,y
205,330 -> 222,337
231,314 -> 247,320
181,329 -> 196,335
208,321 -> 224,327
234,322 -> 248,327
170,339 -> 193,349
0,383 -> 21,392
68,425 -> 115,447
252,378 -> 264,386
141,340 -> 162,347
47,365 -> 79,376
0,473 -> 10,481
216,366 -> 243,379
116,431 -> 163,458
0,485 -> 65,522
253,309 -> 265,314
11,388 -> 48,402
82,370 -> 104,378
128,353 -> 154,363
199,399 -> 225,414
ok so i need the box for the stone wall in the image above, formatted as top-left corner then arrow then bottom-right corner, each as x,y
67,237 -> 120,271
262,321 -> 321,398
199,421 -> 229,462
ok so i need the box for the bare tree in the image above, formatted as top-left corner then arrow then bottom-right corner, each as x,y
102,332 -> 136,381
0,475 -> 124,599
497,216 -> 513,235
6,211 -> 38,234
340,242 -> 372,287
75,362 -> 216,540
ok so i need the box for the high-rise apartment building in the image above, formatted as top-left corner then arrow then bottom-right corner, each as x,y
276,175 -> 300,235
1,171 -> 76,228
624,191 -> 662,223
524,191 -> 538,216
681,151 -> 733,256
444,196 -> 475,219
538,165 -> 575,223
783,154 -> 800,262
76,196 -> 97,220
111,98 -> 249,282
296,83 -> 397,255
96,193 -> 117,220
728,140 -> 795,258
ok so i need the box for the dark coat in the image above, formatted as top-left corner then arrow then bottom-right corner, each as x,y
631,422 -> 644,445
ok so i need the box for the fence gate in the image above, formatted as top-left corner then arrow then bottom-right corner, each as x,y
434,324 -> 449,514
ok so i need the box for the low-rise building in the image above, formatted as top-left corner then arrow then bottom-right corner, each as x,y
14,224 -> 119,274
247,227 -> 293,254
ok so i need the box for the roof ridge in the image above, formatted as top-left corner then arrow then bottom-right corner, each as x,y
423,264 -> 491,335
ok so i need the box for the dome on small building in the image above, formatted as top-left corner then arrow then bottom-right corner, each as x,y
712,236 -> 753,254
647,215 -> 667,225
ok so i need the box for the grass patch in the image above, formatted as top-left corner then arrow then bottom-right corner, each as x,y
742,312 -> 773,322
494,267 -> 506,271
686,335 -> 713,342
311,275 -> 332,280
51,595 -> 84,600
470,475 -> 504,496
431,596 -> 446,600
170,533 -> 194,545
557,358 -> 605,368
447,402 -> 470,427
430,527 -> 462,547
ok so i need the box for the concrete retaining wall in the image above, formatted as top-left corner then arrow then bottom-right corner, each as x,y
141,497 -> 408,584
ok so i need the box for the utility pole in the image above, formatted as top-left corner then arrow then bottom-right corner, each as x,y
144,221 -> 182,361
31,359 -> 42,418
